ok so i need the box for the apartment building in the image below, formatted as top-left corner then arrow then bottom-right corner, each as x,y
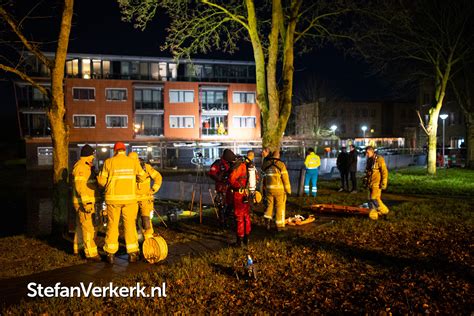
15,53 -> 260,169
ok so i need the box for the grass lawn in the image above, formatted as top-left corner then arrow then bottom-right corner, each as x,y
0,236 -> 85,279
2,167 -> 473,314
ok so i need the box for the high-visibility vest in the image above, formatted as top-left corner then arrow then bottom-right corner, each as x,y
136,163 -> 162,201
98,152 -> 146,204
72,158 -> 100,205
304,153 -> 321,169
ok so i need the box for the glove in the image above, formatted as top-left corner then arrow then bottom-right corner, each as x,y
83,203 -> 94,213
151,184 -> 160,194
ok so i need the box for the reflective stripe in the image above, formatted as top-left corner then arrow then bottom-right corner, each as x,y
281,171 -> 288,174
104,243 -> 119,253
105,194 -> 136,200
111,175 -> 135,180
74,176 -> 87,181
126,243 -> 139,252
306,167 -> 319,170
114,169 -> 134,173
266,185 -> 284,189
264,214 -> 273,219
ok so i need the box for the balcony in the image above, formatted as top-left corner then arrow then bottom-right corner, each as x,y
201,102 -> 228,112
135,101 -> 164,111
135,127 -> 164,137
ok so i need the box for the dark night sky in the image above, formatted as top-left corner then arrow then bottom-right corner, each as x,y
0,0 -> 391,144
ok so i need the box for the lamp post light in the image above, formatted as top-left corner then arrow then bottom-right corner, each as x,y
361,125 -> 367,145
439,113 -> 448,167
330,125 -> 337,135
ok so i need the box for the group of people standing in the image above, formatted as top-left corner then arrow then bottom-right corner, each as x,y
336,144 -> 359,193
72,142 -> 390,261
72,142 -> 162,263
208,147 -> 292,246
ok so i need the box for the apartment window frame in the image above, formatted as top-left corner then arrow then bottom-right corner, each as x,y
105,115 -> 128,128
72,87 -> 95,101
233,116 -> 256,128
134,88 -> 164,110
73,114 -> 96,128
134,113 -> 164,136
169,115 -> 195,128
169,90 -> 195,103
232,91 -> 256,104
105,88 -> 128,101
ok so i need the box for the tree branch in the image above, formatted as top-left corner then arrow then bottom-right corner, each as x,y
0,63 -> 49,97
201,0 -> 249,32
416,110 -> 429,136
0,5 -> 52,69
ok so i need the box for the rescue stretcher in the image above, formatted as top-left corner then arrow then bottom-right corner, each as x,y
305,204 -> 372,216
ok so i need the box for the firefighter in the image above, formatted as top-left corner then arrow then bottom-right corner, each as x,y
129,152 -> 162,240
227,151 -> 252,246
97,142 -> 146,264
304,148 -> 321,197
364,146 -> 389,220
262,151 -> 291,231
208,149 -> 233,228
72,144 -> 101,261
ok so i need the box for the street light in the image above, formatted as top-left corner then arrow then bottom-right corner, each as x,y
440,113 -> 448,167
361,125 -> 367,145
330,125 -> 337,135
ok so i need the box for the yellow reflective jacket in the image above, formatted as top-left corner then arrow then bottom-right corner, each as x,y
97,151 -> 146,204
366,155 -> 388,189
136,163 -> 163,201
304,152 -> 321,169
72,157 -> 100,205
262,158 -> 291,194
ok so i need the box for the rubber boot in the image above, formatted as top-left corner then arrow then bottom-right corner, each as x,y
106,253 -> 115,264
236,237 -> 244,248
129,252 -> 139,263
243,235 -> 249,246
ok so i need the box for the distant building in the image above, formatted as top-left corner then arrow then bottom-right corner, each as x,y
14,53 -> 260,169
291,100 -> 419,148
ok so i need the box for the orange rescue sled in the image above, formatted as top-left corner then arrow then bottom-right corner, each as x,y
306,204 -> 371,216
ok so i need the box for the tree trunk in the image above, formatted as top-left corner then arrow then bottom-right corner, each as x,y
466,114 -> 474,168
48,104 -> 69,233
48,0 -> 73,234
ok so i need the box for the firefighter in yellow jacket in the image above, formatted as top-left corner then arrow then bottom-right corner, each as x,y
129,152 -> 162,239
97,142 -> 146,264
364,146 -> 389,220
72,144 -> 101,261
262,151 -> 291,231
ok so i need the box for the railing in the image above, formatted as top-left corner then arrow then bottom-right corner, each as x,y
18,100 -> 49,110
135,102 -> 164,111
201,102 -> 228,111
135,128 -> 164,137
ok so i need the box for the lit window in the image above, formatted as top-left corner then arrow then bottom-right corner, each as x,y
169,116 -> 195,128
233,116 -> 256,128
159,63 -> 167,80
106,115 -> 128,128
66,59 -> 79,77
135,114 -> 164,136
232,92 -> 256,104
169,90 -> 194,103
106,88 -> 127,101
81,59 -> 91,79
169,63 -> 177,80
72,88 -> 95,101
73,115 -> 96,128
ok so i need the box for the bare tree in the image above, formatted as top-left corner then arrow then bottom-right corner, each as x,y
0,0 -> 74,232
119,0 -> 352,153
352,0 -> 474,175
293,74 -> 343,137
451,63 -> 474,168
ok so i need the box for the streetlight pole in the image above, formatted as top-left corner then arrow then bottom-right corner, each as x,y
439,114 -> 448,167
361,125 -> 367,146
